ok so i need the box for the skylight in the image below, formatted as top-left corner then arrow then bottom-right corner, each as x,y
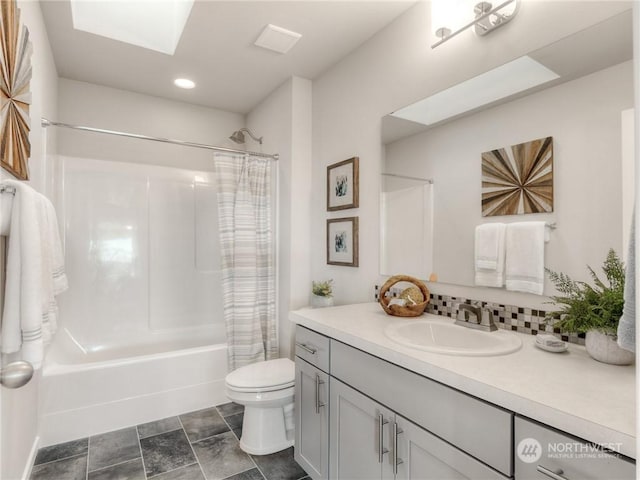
70,0 -> 194,55
391,56 -> 560,127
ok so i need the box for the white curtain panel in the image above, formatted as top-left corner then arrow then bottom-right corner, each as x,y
215,153 -> 277,371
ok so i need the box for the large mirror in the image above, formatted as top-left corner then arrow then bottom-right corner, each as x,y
380,10 -> 634,289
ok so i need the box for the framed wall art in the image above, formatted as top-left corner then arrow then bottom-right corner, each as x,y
327,157 -> 359,211
0,0 -> 33,180
481,136 -> 553,217
327,217 -> 359,267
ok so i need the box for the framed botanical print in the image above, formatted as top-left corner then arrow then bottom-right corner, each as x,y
327,157 -> 359,211
327,217 -> 359,267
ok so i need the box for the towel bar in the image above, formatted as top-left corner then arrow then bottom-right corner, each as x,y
0,185 -> 16,195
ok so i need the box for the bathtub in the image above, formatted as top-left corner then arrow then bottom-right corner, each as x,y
39,326 -> 229,447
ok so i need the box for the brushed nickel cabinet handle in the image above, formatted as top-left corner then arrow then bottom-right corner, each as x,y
378,414 -> 389,463
537,465 -> 569,480
393,422 -> 404,475
315,374 -> 325,414
296,342 -> 317,355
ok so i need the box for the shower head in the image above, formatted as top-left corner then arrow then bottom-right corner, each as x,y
229,128 -> 263,145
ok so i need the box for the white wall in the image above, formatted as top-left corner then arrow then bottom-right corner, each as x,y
0,1 -> 59,478
57,78 -> 244,171
247,77 -> 313,359
311,1 -> 632,307
385,61 -> 633,303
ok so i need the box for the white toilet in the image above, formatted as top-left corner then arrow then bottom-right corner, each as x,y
225,357 -> 296,455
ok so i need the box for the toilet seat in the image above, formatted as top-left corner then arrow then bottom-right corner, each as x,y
226,381 -> 295,394
225,357 -> 295,392
224,357 -> 296,455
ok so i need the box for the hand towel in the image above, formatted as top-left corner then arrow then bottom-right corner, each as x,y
0,180 -> 68,368
617,213 -> 635,352
0,188 -> 13,235
1,180 -> 45,367
36,192 -> 68,343
505,221 -> 546,295
474,223 -> 506,288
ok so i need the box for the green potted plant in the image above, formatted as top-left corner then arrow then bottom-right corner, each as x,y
546,248 -> 633,365
311,279 -> 334,308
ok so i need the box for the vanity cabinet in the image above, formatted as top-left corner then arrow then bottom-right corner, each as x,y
514,417 -> 635,480
330,339 -> 513,476
295,326 -> 330,480
330,377 -> 506,480
294,323 -> 634,480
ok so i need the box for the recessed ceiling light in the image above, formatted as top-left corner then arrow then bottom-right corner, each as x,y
254,24 -> 302,54
174,78 -> 195,89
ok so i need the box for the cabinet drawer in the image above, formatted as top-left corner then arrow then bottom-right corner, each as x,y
295,326 -> 330,372
515,416 -> 635,480
330,339 -> 513,476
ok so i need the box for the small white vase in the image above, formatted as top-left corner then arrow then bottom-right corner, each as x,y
585,330 -> 634,365
311,294 -> 334,308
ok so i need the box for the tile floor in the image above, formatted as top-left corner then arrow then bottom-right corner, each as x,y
30,403 -> 308,480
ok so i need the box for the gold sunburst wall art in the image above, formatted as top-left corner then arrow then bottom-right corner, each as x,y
0,0 -> 32,180
481,136 -> 553,217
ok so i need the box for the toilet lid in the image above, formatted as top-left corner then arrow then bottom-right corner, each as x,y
226,358 -> 295,390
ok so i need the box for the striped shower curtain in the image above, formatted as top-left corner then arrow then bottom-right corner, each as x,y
215,152 -> 277,371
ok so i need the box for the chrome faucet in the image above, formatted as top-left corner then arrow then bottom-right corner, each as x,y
455,303 -> 498,332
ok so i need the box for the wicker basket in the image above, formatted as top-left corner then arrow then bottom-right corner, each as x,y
379,275 -> 430,317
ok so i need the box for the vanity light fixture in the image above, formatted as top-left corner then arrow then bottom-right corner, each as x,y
431,0 -> 519,49
174,78 -> 195,89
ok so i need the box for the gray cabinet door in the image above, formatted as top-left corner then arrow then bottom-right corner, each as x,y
394,415 -> 508,480
295,358 -> 329,480
330,378 -> 395,480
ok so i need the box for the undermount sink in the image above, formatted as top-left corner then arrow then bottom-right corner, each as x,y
384,319 -> 522,356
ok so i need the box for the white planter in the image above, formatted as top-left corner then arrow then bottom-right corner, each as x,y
585,330 -> 634,365
311,294 -> 334,308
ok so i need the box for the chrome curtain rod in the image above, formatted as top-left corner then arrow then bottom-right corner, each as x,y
382,173 -> 434,184
41,119 -> 279,161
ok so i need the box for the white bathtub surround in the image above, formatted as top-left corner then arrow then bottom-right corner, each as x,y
58,157 -> 225,352
215,153 -> 277,371
0,180 -> 67,368
43,157 -> 230,445
39,330 -> 228,447
291,303 -> 636,458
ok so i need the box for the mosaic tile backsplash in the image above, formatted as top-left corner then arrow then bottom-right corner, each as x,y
375,285 -> 586,346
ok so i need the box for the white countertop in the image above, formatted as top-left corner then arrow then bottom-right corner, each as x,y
290,302 -> 636,459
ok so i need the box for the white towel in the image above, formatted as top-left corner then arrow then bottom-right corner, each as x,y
474,223 -> 506,288
505,221 -> 546,295
0,180 -> 68,368
37,192 -> 68,343
617,213 -> 635,352
0,188 -> 13,235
